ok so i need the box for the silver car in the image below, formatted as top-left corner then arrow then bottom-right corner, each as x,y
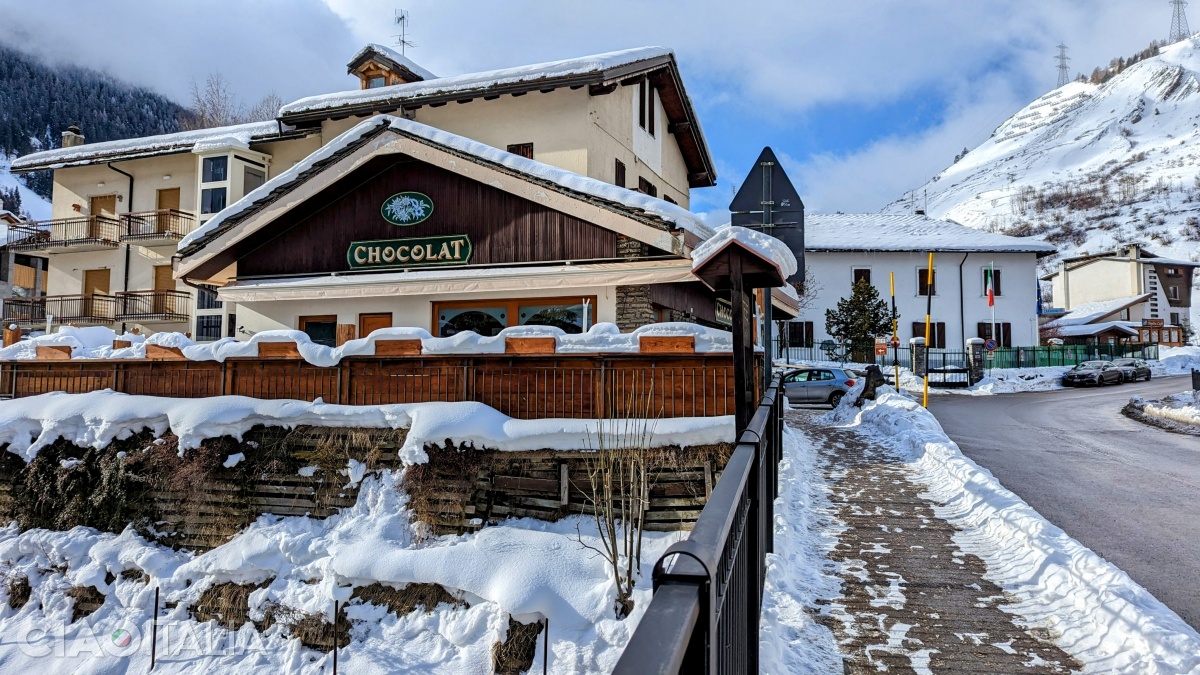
782,367 -> 858,407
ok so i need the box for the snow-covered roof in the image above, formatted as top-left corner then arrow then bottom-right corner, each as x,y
348,43 -> 437,81
1054,321 -> 1140,338
691,225 -> 798,278
1048,293 -> 1153,327
281,47 -> 672,118
10,121 -> 316,172
805,214 -> 1057,255
177,115 -> 712,263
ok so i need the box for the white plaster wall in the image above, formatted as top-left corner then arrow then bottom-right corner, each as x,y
587,85 -> 689,207
1060,259 -> 1140,307
794,250 -> 1043,349
231,284 -> 618,337
51,154 -> 197,219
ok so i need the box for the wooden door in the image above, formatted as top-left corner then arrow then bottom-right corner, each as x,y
153,265 -> 174,314
82,268 -> 111,319
89,195 -> 117,239
156,188 -> 180,211
359,312 -> 392,338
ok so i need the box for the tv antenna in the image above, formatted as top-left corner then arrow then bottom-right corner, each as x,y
1056,43 -> 1071,88
393,9 -> 417,54
1171,0 -> 1192,43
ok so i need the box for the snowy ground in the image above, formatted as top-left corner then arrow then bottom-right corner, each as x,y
0,472 -> 683,673
0,392 -> 733,673
812,389 -> 1200,672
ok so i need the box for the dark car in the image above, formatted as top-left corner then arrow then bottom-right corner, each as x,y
1112,358 -> 1153,382
783,368 -> 858,407
1062,361 -> 1124,387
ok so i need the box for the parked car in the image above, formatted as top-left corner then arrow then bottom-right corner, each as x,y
1062,361 -> 1124,387
1111,358 -> 1153,382
782,368 -> 858,407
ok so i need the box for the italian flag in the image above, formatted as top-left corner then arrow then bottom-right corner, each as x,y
985,265 -> 995,307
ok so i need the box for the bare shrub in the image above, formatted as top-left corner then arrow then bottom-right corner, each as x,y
492,616 -> 544,674
3,570 -> 30,610
351,582 -> 466,616
1181,216 -> 1200,241
65,585 -> 105,623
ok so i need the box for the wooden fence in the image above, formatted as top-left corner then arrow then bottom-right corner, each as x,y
0,354 -> 743,419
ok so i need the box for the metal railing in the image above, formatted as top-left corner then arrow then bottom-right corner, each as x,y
120,209 -> 196,242
2,297 -> 47,325
116,290 -> 191,322
5,216 -> 122,250
614,374 -> 782,674
775,341 -> 1160,370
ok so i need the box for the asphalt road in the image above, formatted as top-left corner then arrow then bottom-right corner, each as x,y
928,375 -> 1200,630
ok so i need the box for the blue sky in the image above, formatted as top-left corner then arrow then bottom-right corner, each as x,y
0,0 -> 1177,221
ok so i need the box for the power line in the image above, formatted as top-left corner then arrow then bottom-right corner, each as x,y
1170,0 -> 1192,43
1056,43 -> 1071,88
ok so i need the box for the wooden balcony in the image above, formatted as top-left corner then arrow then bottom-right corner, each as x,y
1,294 -> 117,326
120,209 -> 196,246
116,290 -> 191,323
6,217 -> 122,253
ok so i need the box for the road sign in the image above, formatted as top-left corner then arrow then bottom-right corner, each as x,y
984,339 -> 998,352
730,147 -> 805,283
987,351 -> 995,361
889,335 -> 900,348
875,344 -> 888,356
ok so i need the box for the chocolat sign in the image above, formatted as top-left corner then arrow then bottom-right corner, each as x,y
347,234 -> 472,270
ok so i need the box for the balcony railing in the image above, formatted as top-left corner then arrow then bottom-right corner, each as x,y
5,210 -> 198,252
1,294 -> 117,326
120,209 -> 196,244
116,290 -> 191,322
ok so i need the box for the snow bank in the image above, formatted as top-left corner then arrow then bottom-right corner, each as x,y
0,326 -> 145,360
691,224 -> 798,278
0,469 -> 684,673
1159,345 -> 1200,375
0,391 -> 733,463
0,323 -> 735,363
828,390 -> 1200,672
1133,391 -> 1200,429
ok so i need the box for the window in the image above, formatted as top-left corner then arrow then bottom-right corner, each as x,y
227,314 -> 237,338
299,315 -> 338,348
638,177 -> 657,197
434,297 -> 597,337
506,143 -> 534,159
202,156 -> 228,183
196,284 -> 222,309
614,159 -> 626,188
200,187 -> 227,214
244,168 -> 266,193
852,268 -> 871,285
917,268 -> 936,296
912,321 -> 947,348
1165,267 -> 1182,277
196,315 -> 222,342
367,75 -> 386,89
977,322 -> 1013,347
982,268 -> 1002,296
663,194 -> 677,205
638,79 -> 647,130
1171,312 -> 1181,325
1167,286 -> 1180,301
647,83 -> 655,137
785,321 -> 814,348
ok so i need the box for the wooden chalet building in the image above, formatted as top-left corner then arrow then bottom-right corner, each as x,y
8,44 -> 748,341
174,116 -> 797,345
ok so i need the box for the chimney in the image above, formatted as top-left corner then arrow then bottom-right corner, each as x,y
61,125 -> 85,148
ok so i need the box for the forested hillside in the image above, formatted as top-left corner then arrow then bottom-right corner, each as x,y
0,42 -> 187,200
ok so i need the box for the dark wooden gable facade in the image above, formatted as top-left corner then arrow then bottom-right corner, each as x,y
228,153 -> 633,279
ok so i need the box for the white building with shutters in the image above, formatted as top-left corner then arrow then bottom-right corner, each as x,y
787,214 -> 1055,351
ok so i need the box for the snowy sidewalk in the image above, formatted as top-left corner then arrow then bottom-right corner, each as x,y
791,409 -> 1079,673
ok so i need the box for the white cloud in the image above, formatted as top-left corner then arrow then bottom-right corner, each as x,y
0,0 -> 1185,214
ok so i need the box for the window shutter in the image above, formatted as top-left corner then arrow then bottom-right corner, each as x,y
614,159 -> 626,188
638,79 -> 647,129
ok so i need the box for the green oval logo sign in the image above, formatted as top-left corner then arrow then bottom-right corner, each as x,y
381,192 -> 434,226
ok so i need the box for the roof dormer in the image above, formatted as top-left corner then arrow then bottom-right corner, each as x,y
347,44 -> 436,89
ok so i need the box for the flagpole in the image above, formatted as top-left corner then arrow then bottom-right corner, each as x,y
924,252 -> 933,408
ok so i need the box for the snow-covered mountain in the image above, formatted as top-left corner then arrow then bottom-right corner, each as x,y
885,37 -> 1200,279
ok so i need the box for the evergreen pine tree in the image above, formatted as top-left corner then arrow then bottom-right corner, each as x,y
824,278 -> 897,359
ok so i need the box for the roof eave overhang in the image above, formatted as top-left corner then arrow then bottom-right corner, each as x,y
280,54 -> 717,188
177,124 -> 687,280
10,128 -> 320,174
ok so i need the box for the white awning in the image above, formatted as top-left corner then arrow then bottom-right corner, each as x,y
219,260 -> 697,302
